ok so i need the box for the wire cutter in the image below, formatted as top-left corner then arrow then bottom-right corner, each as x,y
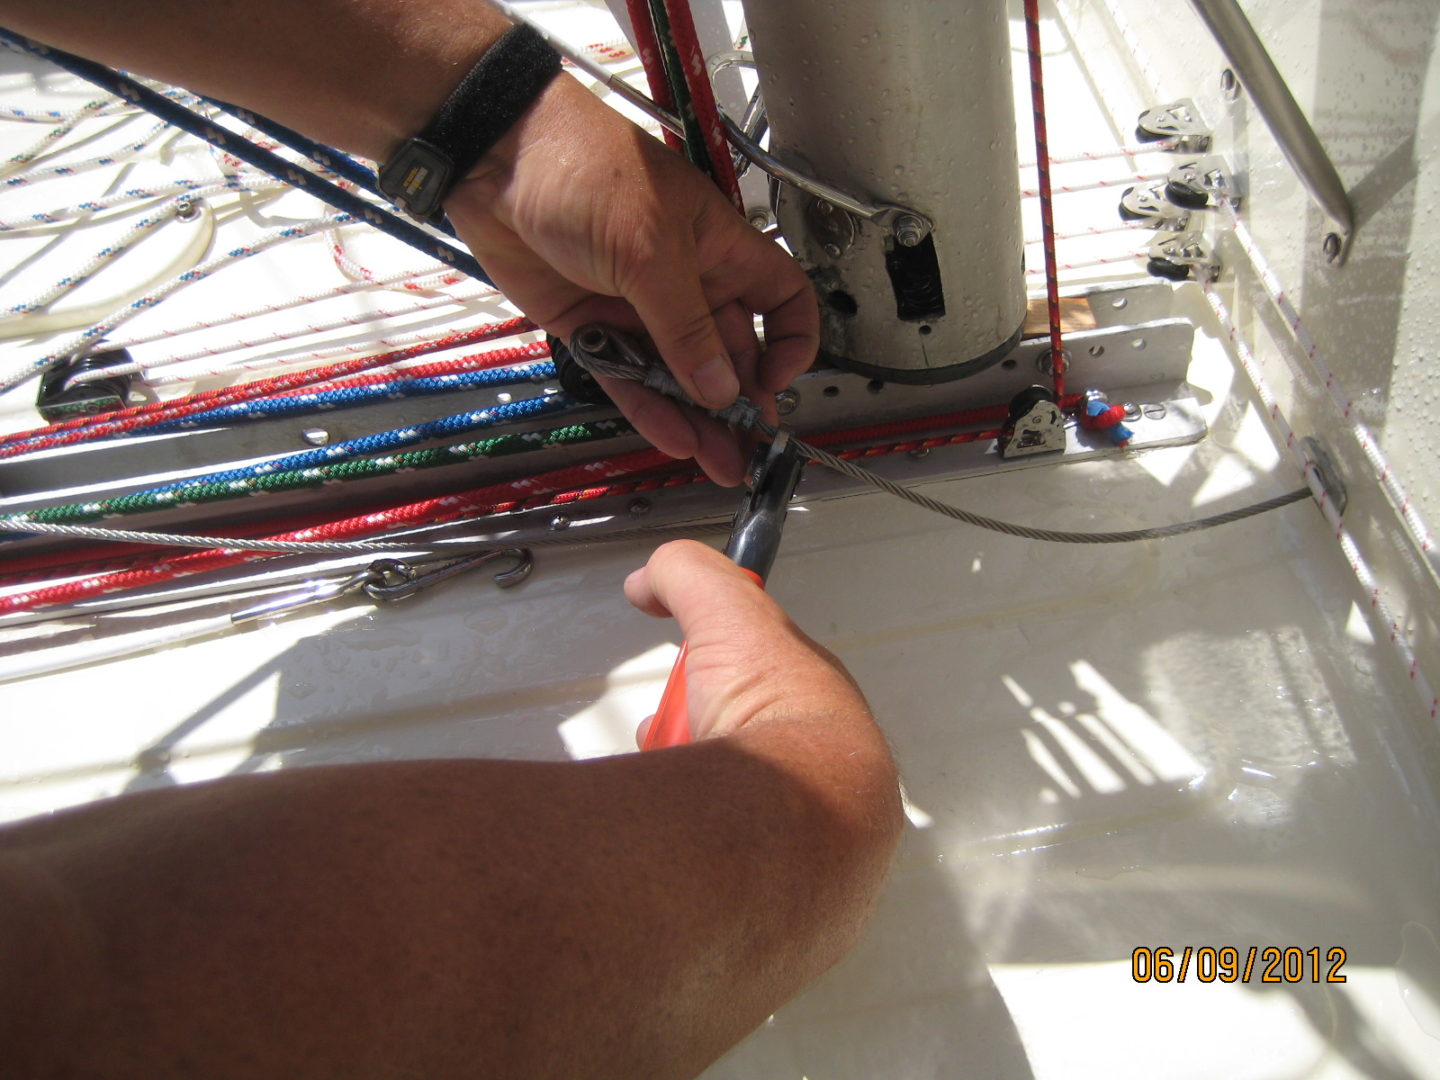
643,434 -> 806,750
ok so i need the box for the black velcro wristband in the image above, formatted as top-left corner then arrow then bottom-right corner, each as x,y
378,22 -> 561,221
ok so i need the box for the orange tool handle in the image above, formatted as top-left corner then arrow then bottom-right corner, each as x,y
642,568 -> 763,750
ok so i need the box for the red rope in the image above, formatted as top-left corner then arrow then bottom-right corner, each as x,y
661,0 -> 744,211
0,393 -> 1087,610
268,341 -> 550,398
0,448 -> 671,615
0,317 -> 535,459
1023,0 -> 1065,398
625,0 -> 685,153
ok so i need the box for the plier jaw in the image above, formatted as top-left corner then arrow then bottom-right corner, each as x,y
723,433 -> 804,585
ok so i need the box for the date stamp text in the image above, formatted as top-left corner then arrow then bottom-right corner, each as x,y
1131,946 -> 1347,984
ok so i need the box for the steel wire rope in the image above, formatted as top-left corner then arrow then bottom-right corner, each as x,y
0,448 -> 676,614
573,337 -> 1314,545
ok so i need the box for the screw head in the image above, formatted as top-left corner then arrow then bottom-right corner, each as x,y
1142,403 -> 1168,420
894,214 -> 925,247
747,209 -> 772,230
775,388 -> 800,416
175,200 -> 201,222
627,498 -> 651,517
549,514 -> 570,531
815,199 -> 834,217
907,446 -> 931,460
301,428 -> 330,446
1322,233 -> 1342,262
1220,68 -> 1240,101
822,243 -> 842,258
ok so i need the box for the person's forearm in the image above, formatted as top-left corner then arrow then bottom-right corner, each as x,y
0,0 -> 516,160
0,737 -> 898,1078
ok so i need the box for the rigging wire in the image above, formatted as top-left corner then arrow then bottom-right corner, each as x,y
573,333 -> 1313,547
0,449 -> 675,615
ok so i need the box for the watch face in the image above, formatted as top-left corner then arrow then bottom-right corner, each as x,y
378,139 -> 453,219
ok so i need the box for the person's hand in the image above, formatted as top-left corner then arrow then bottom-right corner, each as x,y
623,540 -> 871,745
445,75 -> 820,488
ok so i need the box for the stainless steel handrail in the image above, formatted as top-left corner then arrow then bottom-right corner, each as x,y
1188,0 -> 1355,264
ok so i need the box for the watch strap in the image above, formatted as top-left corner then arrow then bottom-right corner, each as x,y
378,22 -> 561,220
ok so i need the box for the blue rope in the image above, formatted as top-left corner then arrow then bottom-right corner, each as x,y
0,29 -> 493,286
199,97 -> 460,239
144,361 -> 557,433
125,392 -> 579,503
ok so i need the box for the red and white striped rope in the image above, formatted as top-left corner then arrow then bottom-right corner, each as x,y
1020,171 -> 1163,199
624,0 -> 684,153
0,316 -> 533,457
0,213 -> 352,394
1202,281 -> 1436,722
662,0 -> 744,211
85,282 -> 500,385
1019,139 -> 1178,168
136,305 -> 525,386
0,447 -> 670,614
1221,202 -> 1436,566
1023,0 -> 1065,397
1025,252 -> 1143,276
96,264 -> 470,356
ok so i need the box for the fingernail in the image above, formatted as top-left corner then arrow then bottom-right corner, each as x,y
692,355 -> 739,408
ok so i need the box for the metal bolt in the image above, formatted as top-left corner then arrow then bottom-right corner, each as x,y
747,209 -> 772,230
1034,347 -> 1070,376
1220,68 -> 1240,101
814,199 -> 834,217
775,388 -> 800,415
627,498 -> 651,517
301,428 -> 330,446
1322,233 -> 1342,263
907,447 -> 931,460
894,214 -> 925,247
1142,403 -> 1168,420
549,514 -> 571,531
822,243 -> 842,258
175,200 -> 201,222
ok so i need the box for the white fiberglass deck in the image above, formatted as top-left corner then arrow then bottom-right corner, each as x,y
1,2 -> 1438,1077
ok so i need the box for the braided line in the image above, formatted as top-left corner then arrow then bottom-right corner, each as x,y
0,448 -> 671,614
1023,0 -> 1065,396
0,318 -> 534,456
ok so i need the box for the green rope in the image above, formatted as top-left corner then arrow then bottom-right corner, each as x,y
645,0 -> 716,177
9,418 -> 636,527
